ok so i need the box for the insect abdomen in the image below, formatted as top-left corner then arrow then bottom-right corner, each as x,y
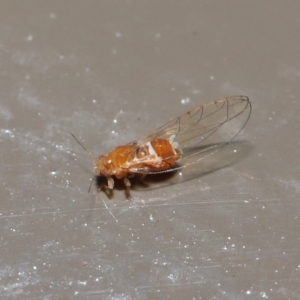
150,138 -> 181,169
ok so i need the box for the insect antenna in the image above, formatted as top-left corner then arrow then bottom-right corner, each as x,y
70,133 -> 91,155
88,176 -> 95,193
70,133 -> 95,192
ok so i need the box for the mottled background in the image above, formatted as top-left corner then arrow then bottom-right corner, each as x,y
1,1 -> 300,299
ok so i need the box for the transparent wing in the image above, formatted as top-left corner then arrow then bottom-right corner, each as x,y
129,96 -> 251,173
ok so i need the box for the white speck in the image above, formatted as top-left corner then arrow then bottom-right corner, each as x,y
115,32 -> 122,38
233,149 -> 237,153
246,290 -> 251,295
33,266 -> 37,270
269,117 -> 272,121
168,274 -> 176,282
210,75 -> 215,80
25,35 -> 34,42
181,98 -> 190,104
92,99 -> 97,104
260,292 -> 267,298
1,129 -> 15,138
55,144 -> 62,149
113,119 -> 117,123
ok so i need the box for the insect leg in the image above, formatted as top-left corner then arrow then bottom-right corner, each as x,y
107,177 -> 114,189
124,178 -> 131,200
138,173 -> 149,187
98,176 -> 114,199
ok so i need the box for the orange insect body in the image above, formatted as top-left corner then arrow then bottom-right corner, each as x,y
89,96 -> 251,198
95,138 -> 181,179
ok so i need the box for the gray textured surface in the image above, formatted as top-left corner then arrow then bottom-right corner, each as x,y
1,1 -> 300,299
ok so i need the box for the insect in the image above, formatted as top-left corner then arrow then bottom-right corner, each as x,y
87,96 -> 251,199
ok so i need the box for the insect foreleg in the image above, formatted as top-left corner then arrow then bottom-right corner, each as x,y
99,176 -> 114,199
124,178 -> 131,200
107,177 -> 114,189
